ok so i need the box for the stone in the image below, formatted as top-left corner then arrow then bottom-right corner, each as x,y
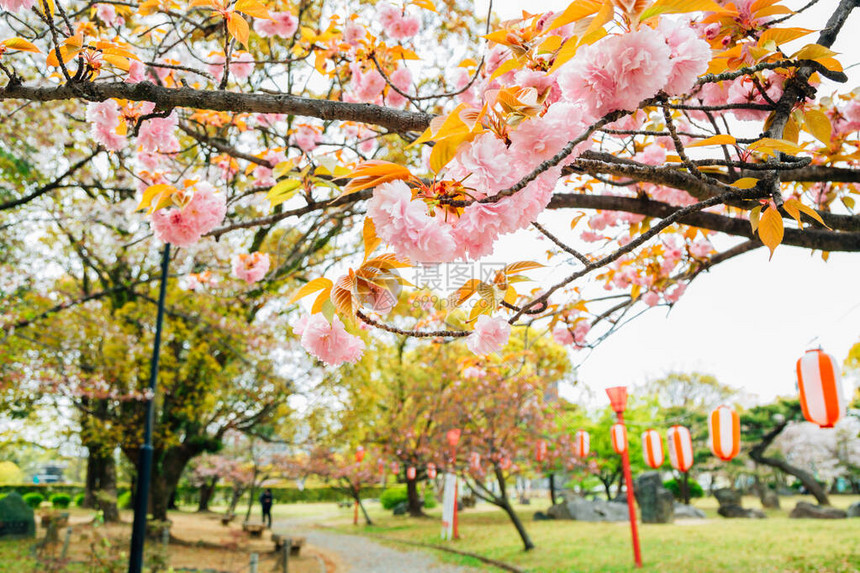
532,511 -> 552,521
634,472 -> 674,524
789,501 -> 847,519
759,489 -> 780,509
673,503 -> 706,519
612,494 -> 627,504
847,502 -> 860,518
713,488 -> 741,507
0,493 -> 36,539
545,497 -> 629,522
392,501 -> 407,515
717,505 -> 766,519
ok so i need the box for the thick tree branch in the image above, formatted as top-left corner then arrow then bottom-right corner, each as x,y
0,81 -> 433,134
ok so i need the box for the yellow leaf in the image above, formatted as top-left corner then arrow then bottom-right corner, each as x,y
266,178 -> 301,207
227,13 -> 250,47
450,279 -> 482,307
749,205 -> 762,233
102,53 -> 130,71
429,137 -> 463,173
411,0 -> 436,12
503,261 -> 545,275
758,206 -> 784,260
640,0 -> 725,20
787,198 -> 830,229
2,38 -> 41,53
548,36 -> 580,75
538,36 -> 562,54
458,58 -> 477,68
547,0 -> 603,32
758,27 -> 813,47
687,134 -> 737,148
582,0 -> 614,45
503,286 -> 518,305
234,0 -> 271,19
791,43 -> 837,62
782,197 -> 803,228
783,114 -> 800,144
136,184 -> 177,214
188,0 -> 216,7
288,277 -> 333,304
488,57 -> 520,83
362,218 -> 381,262
272,159 -> 295,179
748,137 -> 802,158
332,272 -> 357,316
731,177 -> 759,189
802,108 -> 832,145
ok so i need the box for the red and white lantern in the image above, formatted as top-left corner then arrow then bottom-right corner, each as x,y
377,458 -> 385,475
355,446 -> 365,463
446,428 -> 461,447
796,348 -> 846,428
573,429 -> 590,458
666,425 -> 693,473
709,406 -> 740,462
468,452 -> 481,473
406,466 -> 416,480
641,429 -> 664,469
390,461 -> 400,475
427,463 -> 437,479
535,439 -> 547,462
611,423 -> 627,454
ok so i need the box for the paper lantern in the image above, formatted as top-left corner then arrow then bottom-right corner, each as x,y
446,428 -> 461,447
573,429 -> 590,458
468,452 -> 481,473
641,429 -> 664,469
500,456 -> 512,470
406,466 -> 416,480
377,459 -> 385,474
606,386 -> 628,413
427,463 -> 437,479
709,406 -> 740,461
390,461 -> 400,475
797,348 -> 846,428
355,446 -> 365,463
611,423 -> 627,454
535,439 -> 547,462
667,425 -> 693,473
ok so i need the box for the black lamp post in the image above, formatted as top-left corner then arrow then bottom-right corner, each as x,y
128,243 -> 170,573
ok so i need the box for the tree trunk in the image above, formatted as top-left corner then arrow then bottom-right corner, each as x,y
227,485 -> 246,515
548,473 -> 557,505
406,476 -> 425,517
83,447 -> 119,522
681,472 -> 690,505
197,478 -> 218,512
149,448 -> 194,521
750,421 -> 830,506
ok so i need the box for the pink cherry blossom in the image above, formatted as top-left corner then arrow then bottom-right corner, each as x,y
150,182 -> 227,247
351,64 -> 386,102
344,22 -> 367,46
508,102 -> 592,168
634,144 -> 667,166
137,111 -> 179,154
96,3 -> 122,26
689,239 -> 713,258
446,133 -> 515,198
293,124 -> 322,153
552,325 -> 574,345
572,321 -> 590,346
658,20 -> 711,96
207,52 -> 255,81
386,66 -> 413,107
642,290 -> 660,307
558,27 -> 671,118
298,314 -> 365,366
377,2 -> 401,28
463,366 -> 487,378
292,314 -> 310,336
86,101 -> 126,151
727,71 -> 784,121
377,3 -> 420,40
665,282 -> 687,303
126,60 -> 146,83
251,149 -> 287,186
233,252 -> 270,284
367,181 -> 457,263
256,11 -> 298,38
0,0 -> 36,11
466,315 -> 511,356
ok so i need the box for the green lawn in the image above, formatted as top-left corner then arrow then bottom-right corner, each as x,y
328,495 -> 860,573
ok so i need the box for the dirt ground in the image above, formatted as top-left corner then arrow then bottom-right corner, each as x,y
38,510 -> 326,573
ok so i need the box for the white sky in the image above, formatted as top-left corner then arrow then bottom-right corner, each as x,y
474,0 -> 860,403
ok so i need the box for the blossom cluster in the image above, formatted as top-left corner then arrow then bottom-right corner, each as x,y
150,181 -> 227,247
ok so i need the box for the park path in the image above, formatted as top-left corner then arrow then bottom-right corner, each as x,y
272,513 -> 481,573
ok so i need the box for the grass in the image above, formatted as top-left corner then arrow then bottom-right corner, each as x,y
327,495 -> 860,573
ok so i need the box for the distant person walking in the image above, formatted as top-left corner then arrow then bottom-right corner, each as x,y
260,488 -> 273,528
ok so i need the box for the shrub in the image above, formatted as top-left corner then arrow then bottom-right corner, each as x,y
423,494 -> 437,509
74,493 -> 85,507
50,493 -> 72,509
380,486 -> 408,510
663,478 -> 704,500
22,492 -> 45,509
117,491 -> 132,509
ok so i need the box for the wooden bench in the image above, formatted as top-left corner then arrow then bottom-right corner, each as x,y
242,521 -> 267,537
272,534 -> 306,556
220,513 -> 236,526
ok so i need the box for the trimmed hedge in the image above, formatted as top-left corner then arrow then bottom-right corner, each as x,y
22,492 -> 45,509
74,493 -> 85,507
172,484 -> 387,506
663,478 -> 704,500
50,493 -> 72,509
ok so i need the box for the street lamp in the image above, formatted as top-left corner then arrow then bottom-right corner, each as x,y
605,386 -> 642,569
129,244 -> 171,573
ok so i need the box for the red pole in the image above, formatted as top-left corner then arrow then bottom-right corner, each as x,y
451,444 -> 460,540
354,499 -> 359,525
618,412 -> 643,568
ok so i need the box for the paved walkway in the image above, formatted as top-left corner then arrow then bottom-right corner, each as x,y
272,514 -> 480,573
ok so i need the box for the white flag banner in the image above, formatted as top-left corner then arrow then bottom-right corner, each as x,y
441,472 -> 457,540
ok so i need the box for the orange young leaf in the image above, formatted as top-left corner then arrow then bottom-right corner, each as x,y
802,108 -> 832,145
758,27 -> 813,47
450,279 -> 482,307
783,198 -> 829,229
757,206 -> 784,260
411,0 -> 437,12
234,0 -> 272,19
687,134 -> 737,148
137,184 -> 178,214
362,218 -> 381,262
332,272 -> 358,316
640,0 -> 725,20
546,0 -> 603,33
548,36 -> 580,75
288,277 -> 334,304
2,38 -> 41,53
731,177 -> 759,189
503,261 -> 545,275
227,12 -> 250,47
343,160 -> 416,196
